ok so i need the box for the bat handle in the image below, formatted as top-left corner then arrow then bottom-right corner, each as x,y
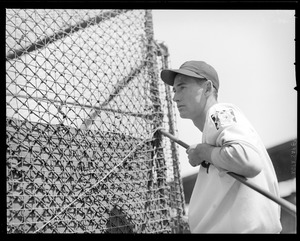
158,128 -> 210,168
158,128 -> 190,149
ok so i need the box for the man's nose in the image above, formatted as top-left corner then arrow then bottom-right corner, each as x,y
172,92 -> 179,102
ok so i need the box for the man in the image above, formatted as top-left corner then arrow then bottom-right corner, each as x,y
160,61 -> 282,233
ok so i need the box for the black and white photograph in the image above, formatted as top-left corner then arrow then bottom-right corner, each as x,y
6,8 -> 296,234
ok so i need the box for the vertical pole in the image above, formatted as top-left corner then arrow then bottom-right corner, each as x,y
144,10 -> 168,232
145,10 -> 163,129
159,43 -> 187,233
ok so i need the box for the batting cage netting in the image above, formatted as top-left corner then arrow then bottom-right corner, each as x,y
6,9 -> 188,233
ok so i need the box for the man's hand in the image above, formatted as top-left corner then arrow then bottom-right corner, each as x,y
186,143 -> 215,167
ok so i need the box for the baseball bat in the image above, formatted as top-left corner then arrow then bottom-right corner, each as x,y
158,129 -> 296,217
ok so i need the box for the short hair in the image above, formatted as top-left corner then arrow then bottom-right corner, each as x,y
195,78 -> 218,99
212,86 -> 218,99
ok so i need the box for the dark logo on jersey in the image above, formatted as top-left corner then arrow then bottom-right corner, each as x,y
211,109 -> 237,130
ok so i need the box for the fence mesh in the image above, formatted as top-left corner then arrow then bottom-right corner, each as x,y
6,9 -> 188,233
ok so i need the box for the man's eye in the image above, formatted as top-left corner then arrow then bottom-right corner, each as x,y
173,86 -> 185,93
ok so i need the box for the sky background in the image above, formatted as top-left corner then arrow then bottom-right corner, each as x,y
152,10 -> 297,177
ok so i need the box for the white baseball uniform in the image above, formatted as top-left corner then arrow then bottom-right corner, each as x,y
188,103 -> 282,233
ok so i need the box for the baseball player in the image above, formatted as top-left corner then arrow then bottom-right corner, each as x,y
160,61 -> 282,233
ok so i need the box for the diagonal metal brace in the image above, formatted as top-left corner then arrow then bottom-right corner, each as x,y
6,10 -> 130,61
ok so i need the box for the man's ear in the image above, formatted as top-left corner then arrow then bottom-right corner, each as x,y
204,80 -> 213,95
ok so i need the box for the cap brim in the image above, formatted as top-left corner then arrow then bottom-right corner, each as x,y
161,69 -> 206,86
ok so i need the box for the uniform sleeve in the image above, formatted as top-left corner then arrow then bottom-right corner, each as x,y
210,110 -> 263,178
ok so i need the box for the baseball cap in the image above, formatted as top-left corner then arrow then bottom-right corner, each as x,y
160,60 -> 219,90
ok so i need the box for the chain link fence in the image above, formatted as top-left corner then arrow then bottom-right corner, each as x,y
6,9 -> 188,233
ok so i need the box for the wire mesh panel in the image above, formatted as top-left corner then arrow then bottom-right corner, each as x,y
6,9 -> 187,233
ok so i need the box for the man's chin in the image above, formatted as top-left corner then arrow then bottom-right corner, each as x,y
179,112 -> 190,119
